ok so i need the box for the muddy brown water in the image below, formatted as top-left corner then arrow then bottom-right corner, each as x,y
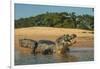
15,48 -> 94,65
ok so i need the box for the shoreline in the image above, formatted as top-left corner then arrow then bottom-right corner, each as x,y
15,27 -> 94,54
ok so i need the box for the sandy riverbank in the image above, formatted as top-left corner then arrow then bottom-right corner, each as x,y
15,27 -> 94,54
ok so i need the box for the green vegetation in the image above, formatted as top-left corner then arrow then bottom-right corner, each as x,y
15,12 -> 94,30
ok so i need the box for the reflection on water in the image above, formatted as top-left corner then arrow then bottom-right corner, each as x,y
15,48 -> 94,65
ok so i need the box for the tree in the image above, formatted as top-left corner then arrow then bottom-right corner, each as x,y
70,12 -> 77,28
15,12 -> 94,30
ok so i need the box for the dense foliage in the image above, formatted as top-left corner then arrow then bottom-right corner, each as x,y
15,12 -> 94,30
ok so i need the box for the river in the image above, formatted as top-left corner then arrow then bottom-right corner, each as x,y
15,48 -> 94,65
